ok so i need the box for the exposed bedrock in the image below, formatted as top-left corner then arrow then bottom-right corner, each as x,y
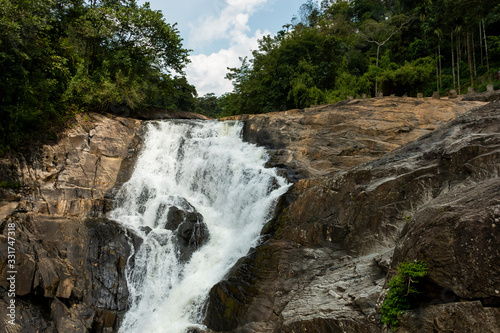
0,97 -> 496,332
205,99 -> 500,332
163,198 -> 209,262
225,97 -> 485,180
0,112 -> 144,332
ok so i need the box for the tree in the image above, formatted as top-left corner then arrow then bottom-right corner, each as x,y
64,0 -> 190,110
222,0 -> 500,115
0,0 -> 192,153
361,14 -> 412,95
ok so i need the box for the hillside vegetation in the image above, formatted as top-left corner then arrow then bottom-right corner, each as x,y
216,0 -> 500,116
0,0 -> 194,153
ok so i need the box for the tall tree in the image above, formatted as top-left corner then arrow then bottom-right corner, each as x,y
0,0 -> 192,152
361,14 -> 412,95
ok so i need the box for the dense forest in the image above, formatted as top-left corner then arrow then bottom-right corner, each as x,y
1,0 -> 500,152
0,0 -> 195,153
216,0 -> 500,116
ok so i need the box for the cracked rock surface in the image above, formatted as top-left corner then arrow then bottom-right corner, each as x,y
0,113 -> 142,332
205,98 -> 500,332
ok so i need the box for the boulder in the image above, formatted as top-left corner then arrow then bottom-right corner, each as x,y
176,220 -> 210,262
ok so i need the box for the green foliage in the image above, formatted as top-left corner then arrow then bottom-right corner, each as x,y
223,0 -> 500,115
0,0 -> 192,154
0,180 -> 21,189
195,93 -> 224,118
381,260 -> 428,328
379,57 -> 436,96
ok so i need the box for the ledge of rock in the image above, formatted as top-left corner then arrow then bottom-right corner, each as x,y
205,99 -> 500,332
224,97 -> 485,180
0,112 -> 144,331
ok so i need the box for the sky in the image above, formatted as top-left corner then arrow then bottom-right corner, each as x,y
138,0 -> 306,96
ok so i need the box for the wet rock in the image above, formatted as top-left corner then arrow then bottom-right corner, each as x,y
177,221 -> 209,247
398,301 -> 500,333
175,217 -> 209,262
162,197 -> 204,231
165,206 -> 186,230
138,225 -> 152,235
86,218 -> 134,313
205,100 -> 500,332
153,197 -> 210,261
223,97 -> 485,180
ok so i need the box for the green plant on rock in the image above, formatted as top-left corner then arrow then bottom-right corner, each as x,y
0,181 -> 21,189
380,259 -> 428,329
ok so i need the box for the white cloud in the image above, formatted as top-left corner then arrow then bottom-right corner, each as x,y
189,0 -> 267,47
185,0 -> 270,96
187,29 -> 268,96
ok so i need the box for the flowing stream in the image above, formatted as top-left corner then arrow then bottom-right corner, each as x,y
109,120 -> 290,332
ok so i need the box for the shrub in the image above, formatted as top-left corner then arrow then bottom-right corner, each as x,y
380,260 -> 428,328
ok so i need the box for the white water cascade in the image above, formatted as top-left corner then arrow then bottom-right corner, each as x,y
109,120 -> 290,332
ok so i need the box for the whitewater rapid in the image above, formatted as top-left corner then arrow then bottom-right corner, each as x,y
109,120 -> 290,332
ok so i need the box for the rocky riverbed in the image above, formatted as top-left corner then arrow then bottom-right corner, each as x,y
207,97 -> 500,332
1,96 -> 499,332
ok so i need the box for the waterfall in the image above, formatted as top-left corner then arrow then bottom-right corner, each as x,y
109,120 -> 290,332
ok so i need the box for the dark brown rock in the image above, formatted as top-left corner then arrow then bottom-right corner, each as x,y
224,97 -> 484,180
398,301 -> 500,333
86,218 -> 134,312
392,179 -> 500,304
205,100 -> 500,332
51,297 -> 87,332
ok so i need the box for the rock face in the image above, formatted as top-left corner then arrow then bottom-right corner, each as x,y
204,98 -> 500,332
162,198 -> 209,262
1,97 -> 497,333
0,112 -> 143,332
225,97 -> 484,180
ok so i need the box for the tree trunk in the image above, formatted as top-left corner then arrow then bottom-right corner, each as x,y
483,19 -> 489,71
435,49 -> 439,91
375,44 -> 380,96
479,22 -> 483,66
473,32 -> 477,78
457,35 -> 461,95
451,32 -> 456,90
438,42 -> 442,88
467,31 -> 474,86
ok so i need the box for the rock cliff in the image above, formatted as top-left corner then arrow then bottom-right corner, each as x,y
225,97 -> 484,180
1,97 -> 497,332
204,97 -> 500,332
0,112 -> 144,332
0,109 -> 207,332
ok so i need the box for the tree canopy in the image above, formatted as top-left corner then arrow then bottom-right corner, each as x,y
2,0 -> 500,149
0,0 -> 193,152
219,0 -> 500,117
